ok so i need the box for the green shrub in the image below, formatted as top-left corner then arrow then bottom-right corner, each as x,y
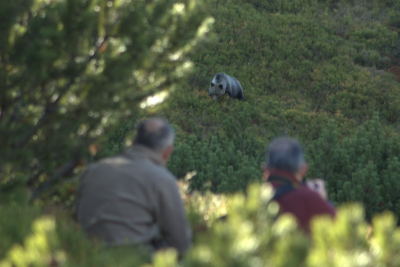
307,112 -> 400,222
3,181 -> 400,266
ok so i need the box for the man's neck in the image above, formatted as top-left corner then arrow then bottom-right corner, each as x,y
294,173 -> 303,182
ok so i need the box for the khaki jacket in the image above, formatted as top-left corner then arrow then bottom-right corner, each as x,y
75,145 -> 192,254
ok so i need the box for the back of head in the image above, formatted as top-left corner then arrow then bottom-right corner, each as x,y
265,137 -> 304,174
133,118 -> 175,153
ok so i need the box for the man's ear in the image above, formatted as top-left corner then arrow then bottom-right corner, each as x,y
262,164 -> 270,181
299,162 -> 309,179
161,145 -> 174,164
262,164 -> 267,172
168,145 -> 174,156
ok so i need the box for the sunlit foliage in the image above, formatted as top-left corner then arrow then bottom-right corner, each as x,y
0,0 -> 214,201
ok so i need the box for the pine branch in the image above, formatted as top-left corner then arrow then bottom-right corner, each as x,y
29,159 -> 79,201
11,36 -> 108,149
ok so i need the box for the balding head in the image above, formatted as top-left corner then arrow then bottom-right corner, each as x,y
133,118 -> 175,153
265,137 -> 305,174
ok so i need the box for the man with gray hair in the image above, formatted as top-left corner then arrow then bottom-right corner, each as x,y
263,137 -> 336,234
75,118 -> 191,255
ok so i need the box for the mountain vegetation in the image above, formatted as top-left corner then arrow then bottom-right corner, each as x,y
1,0 -> 400,265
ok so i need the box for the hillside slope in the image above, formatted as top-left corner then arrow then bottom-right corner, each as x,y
151,0 -> 400,190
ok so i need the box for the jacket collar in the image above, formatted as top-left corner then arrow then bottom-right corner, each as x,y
123,145 -> 164,166
267,169 -> 302,188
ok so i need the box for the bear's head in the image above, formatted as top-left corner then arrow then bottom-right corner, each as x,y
208,73 -> 227,101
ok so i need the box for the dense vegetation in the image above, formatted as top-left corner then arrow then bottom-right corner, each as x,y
1,0 -> 400,265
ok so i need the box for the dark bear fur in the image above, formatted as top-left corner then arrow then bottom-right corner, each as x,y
208,73 -> 245,104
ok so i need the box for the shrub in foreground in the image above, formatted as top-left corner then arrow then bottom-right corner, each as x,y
2,180 -> 400,266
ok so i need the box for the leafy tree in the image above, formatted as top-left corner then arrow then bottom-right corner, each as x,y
0,0 -> 214,201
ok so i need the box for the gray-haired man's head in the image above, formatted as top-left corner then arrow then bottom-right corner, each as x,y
265,137 -> 305,175
133,118 -> 175,164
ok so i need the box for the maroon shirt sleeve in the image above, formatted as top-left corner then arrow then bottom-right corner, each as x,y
277,187 -> 336,233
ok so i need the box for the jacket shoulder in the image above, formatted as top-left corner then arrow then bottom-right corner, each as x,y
290,187 -> 336,214
152,166 -> 179,186
127,156 -> 178,186
287,187 -> 326,202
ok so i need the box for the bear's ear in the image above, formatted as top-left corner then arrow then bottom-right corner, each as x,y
211,82 -> 214,86
219,84 -> 223,89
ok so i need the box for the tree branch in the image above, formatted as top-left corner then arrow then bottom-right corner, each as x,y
26,170 -> 43,187
12,36 -> 108,149
28,122 -> 98,200
29,159 -> 79,201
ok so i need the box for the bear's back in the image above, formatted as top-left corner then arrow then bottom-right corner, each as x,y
227,75 -> 243,98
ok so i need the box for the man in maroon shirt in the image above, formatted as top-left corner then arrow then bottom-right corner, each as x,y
263,137 -> 336,234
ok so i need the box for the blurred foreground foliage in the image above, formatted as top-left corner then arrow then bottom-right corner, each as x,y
2,180 -> 400,266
